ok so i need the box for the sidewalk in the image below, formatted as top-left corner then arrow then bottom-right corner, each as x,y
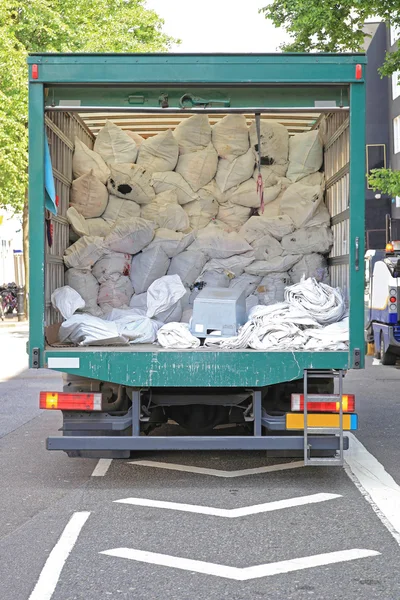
0,316 -> 28,329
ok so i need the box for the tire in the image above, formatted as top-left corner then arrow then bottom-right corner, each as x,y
380,334 -> 396,366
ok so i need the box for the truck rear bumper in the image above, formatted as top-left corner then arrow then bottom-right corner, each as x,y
46,435 -> 349,451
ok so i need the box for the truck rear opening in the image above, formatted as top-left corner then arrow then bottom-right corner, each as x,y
27,53 -> 366,464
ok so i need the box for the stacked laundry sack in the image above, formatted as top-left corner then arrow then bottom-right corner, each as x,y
52,114 -> 343,348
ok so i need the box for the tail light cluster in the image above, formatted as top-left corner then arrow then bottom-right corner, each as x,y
389,288 -> 397,312
40,392 -> 102,411
291,394 -> 355,413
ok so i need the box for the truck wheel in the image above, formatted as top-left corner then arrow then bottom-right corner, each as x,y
380,334 -> 396,366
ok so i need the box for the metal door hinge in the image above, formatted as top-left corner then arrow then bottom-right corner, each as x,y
31,347 -> 40,369
352,348 -> 361,369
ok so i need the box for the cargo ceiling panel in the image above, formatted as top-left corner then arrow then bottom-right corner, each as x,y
79,112 -> 321,138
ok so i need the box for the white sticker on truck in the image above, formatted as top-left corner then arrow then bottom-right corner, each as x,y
47,357 -> 80,368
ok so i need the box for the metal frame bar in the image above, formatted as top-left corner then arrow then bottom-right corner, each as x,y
349,82 -> 366,368
47,435 -> 349,451
28,82 -> 45,366
253,391 -> 262,437
46,106 -> 350,114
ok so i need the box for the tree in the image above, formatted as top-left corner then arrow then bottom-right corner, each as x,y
259,0 -> 400,77
368,168 -> 400,197
0,0 -> 177,312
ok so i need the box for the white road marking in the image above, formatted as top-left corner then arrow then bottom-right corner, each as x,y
114,492 -> 341,518
372,358 -> 381,366
100,547 -> 379,581
129,459 -> 304,477
28,511 -> 90,600
91,458 -> 113,477
345,432 -> 400,545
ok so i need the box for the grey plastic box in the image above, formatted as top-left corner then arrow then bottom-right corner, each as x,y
190,287 -> 247,338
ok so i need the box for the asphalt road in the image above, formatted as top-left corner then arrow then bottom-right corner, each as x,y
1,323 -> 400,600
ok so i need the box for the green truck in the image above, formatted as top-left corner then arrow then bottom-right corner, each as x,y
28,53 -> 365,465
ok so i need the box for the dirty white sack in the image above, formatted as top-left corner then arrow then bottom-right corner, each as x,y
157,322 -> 201,349
137,129 -> 179,172
212,115 -> 250,159
72,138 -> 110,184
94,121 -> 138,165
176,143 -> 218,192
51,286 -> 85,320
104,218 -> 155,254
107,163 -> 155,204
131,246 -> 170,294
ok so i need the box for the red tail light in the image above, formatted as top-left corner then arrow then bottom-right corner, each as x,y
355,64 -> 362,80
40,392 -> 102,411
32,64 -> 39,80
291,394 -> 355,412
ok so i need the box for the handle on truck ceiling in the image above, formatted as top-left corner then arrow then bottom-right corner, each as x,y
355,237 -> 360,271
179,93 -> 231,108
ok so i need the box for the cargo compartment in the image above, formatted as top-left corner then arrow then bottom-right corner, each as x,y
28,53 -> 366,388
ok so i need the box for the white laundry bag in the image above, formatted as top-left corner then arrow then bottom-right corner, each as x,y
67,208 -> 112,238
151,171 -> 199,205
281,226 -> 333,255
212,115 -> 250,159
225,177 -> 281,209
70,170 -> 109,218
157,322 -> 201,349
216,149 -> 255,193
279,172 -> 324,228
239,214 -> 295,243
102,195 -> 141,225
145,229 -> 196,258
94,120 -> 138,165
217,202 -> 252,231
59,314 -> 128,346
251,233 -> 283,260
189,225 -> 252,259
92,251 -> 132,283
104,218 -> 155,254
289,254 -> 330,284
146,274 -> 186,318
72,138 -> 110,184
245,254 -> 301,276
167,251 -> 207,287
201,253 -> 255,277
286,130 -> 323,183
130,246 -> 171,294
249,120 -> 289,165
107,163 -> 155,204
64,236 -> 105,269
173,114 -> 212,154
176,143 -> 218,192
183,196 -> 219,229
137,129 -> 179,172
229,273 -> 262,296
98,274 -> 133,309
256,272 -> 291,305
51,286 -> 85,320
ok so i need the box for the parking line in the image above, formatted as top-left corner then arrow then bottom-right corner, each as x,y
100,547 -> 380,581
28,511 -> 90,600
114,492 -> 341,518
129,460 -> 305,477
345,433 -> 400,545
91,458 -> 113,477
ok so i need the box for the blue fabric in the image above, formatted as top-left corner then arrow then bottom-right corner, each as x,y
45,137 -> 57,215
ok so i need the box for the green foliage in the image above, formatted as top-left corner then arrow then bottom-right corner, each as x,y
260,1 -> 400,74
0,0 -> 177,211
368,168 -> 400,197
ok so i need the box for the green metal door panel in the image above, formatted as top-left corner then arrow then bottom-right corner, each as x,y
28,83 -> 46,367
349,83 -> 366,369
44,350 -> 349,387
46,85 -> 349,110
28,53 -> 366,85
